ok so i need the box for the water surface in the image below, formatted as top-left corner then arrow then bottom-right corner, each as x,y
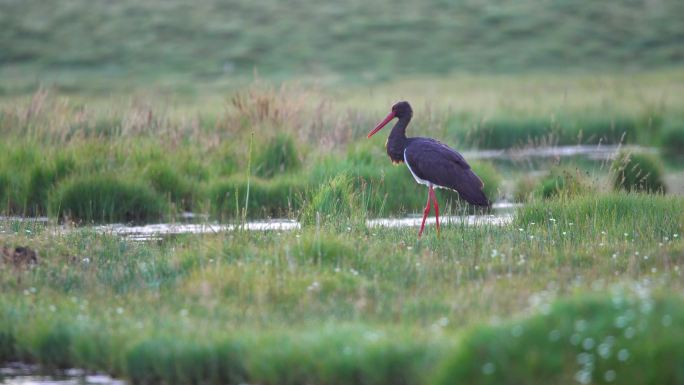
91,202 -> 518,241
0,365 -> 124,385
464,144 -> 654,161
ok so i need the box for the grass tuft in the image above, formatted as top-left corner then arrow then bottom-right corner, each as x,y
300,173 -> 365,229
254,133 -> 302,178
25,322 -> 76,370
513,175 -> 538,203
49,175 -> 166,223
26,155 -> 76,215
126,337 -> 247,385
535,167 -> 594,200
611,151 -> 667,193
211,176 -> 305,219
144,162 -> 195,211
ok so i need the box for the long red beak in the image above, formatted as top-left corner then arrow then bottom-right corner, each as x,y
367,111 -> 396,138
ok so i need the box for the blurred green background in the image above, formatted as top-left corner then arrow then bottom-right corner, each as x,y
2,3 -> 684,384
2,0 -> 683,92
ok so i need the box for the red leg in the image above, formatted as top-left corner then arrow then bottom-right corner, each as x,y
418,187 -> 432,238
429,186 -> 440,235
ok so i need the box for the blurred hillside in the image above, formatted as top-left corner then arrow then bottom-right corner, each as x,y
1,0 -> 683,88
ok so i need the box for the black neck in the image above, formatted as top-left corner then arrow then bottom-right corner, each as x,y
386,115 -> 410,163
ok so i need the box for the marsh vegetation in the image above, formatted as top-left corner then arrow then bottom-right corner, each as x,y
2,0 -> 684,383
1,193 -> 683,384
2,66 -> 684,385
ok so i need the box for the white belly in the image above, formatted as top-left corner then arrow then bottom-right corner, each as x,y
404,149 -> 433,187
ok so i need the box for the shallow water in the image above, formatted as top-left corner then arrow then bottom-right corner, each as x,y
93,220 -> 301,241
463,144 -> 654,161
0,203 -> 519,241
90,202 -> 519,241
0,365 -> 125,385
367,213 -> 513,228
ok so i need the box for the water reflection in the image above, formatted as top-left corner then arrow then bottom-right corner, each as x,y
464,144 -> 654,161
367,213 -> 513,228
92,202 -> 519,241
0,365 -> 125,385
0,203 -> 519,241
93,220 -> 300,241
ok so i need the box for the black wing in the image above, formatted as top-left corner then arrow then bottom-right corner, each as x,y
404,138 -> 490,206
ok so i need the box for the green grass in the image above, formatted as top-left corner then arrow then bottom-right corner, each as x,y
26,154 -> 76,215
300,173 -> 366,230
253,133 -> 302,178
48,174 -> 167,223
661,119 -> 684,157
513,175 -> 538,203
210,175 -> 306,219
2,72 -> 684,222
1,26 -> 684,380
1,0 -> 684,91
611,151 -> 667,193
434,295 -> 684,385
144,162 -> 195,211
449,115 -> 642,149
0,101 -> 513,222
0,193 -> 682,383
535,167 -> 595,200
516,193 -> 683,233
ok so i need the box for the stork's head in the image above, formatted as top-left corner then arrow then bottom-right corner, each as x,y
367,101 -> 412,138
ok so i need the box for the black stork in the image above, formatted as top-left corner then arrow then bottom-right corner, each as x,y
367,101 -> 490,237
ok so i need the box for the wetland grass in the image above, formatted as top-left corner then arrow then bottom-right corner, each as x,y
434,295 -> 684,385
661,119 -> 684,157
534,167 -> 595,200
300,173 -> 366,230
449,115 -> 640,149
253,133 -> 301,179
611,151 -> 668,194
144,163 -> 195,211
2,3 -> 683,380
210,175 -> 306,220
1,193 -> 682,384
516,193 -> 683,237
1,77 -> 683,222
513,175 -> 539,203
1,74 -> 683,383
49,174 -> 167,223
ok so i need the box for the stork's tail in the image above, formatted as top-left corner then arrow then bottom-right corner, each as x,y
456,169 -> 491,207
